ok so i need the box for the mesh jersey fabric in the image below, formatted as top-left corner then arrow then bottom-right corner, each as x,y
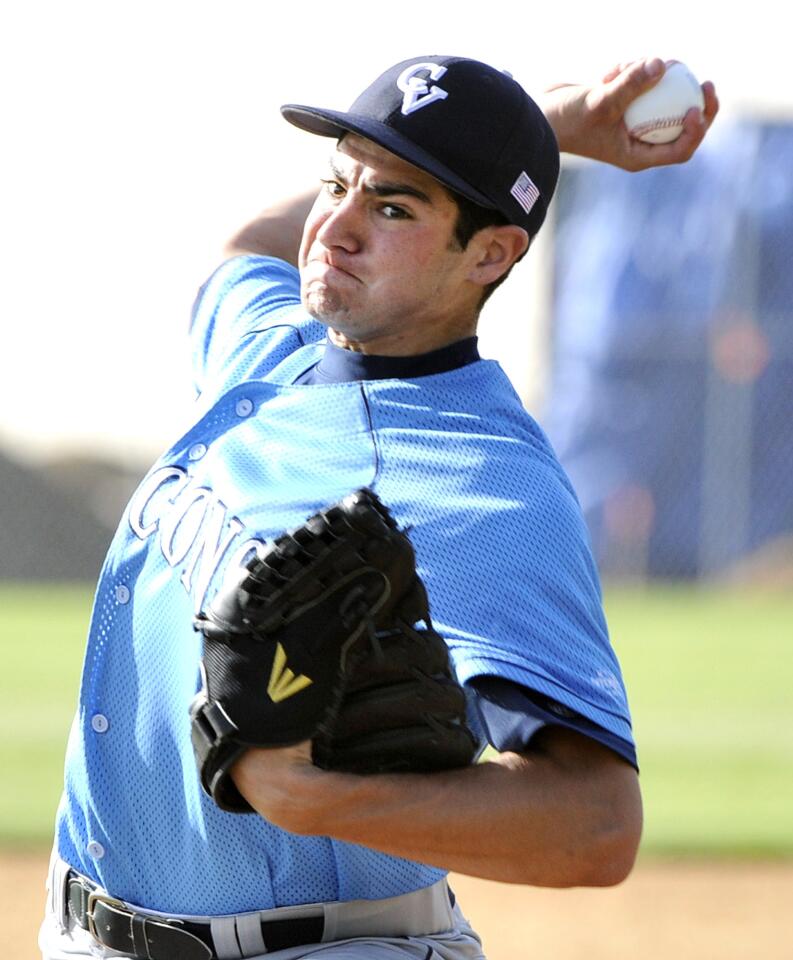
56,255 -> 635,917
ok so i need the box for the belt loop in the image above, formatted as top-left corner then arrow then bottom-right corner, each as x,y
130,913 -> 151,960
210,916 -> 244,960
236,914 -> 267,957
49,853 -> 71,932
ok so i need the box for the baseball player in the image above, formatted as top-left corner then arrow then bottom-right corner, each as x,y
40,56 -> 717,960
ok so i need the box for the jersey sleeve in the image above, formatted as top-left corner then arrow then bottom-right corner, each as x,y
362,367 -> 637,756
189,255 -> 326,401
436,452 -> 636,753
469,675 -> 637,768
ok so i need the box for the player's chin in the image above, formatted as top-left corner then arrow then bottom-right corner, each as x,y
302,284 -> 353,325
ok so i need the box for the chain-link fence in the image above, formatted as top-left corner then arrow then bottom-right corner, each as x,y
545,119 -> 793,582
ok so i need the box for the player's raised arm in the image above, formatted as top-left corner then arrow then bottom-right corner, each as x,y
222,187 -> 319,265
542,57 -> 719,171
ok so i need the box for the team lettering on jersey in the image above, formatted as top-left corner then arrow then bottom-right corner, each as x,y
127,465 -> 266,613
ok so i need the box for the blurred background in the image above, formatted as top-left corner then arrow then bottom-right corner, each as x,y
1,2 -> 791,958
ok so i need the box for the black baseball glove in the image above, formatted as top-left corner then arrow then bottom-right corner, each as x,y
190,488 -> 478,813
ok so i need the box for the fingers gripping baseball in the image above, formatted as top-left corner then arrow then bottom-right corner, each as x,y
191,489 -> 477,813
544,58 -> 718,171
612,60 -> 718,168
594,59 -> 667,121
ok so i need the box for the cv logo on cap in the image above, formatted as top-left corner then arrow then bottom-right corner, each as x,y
397,63 -> 448,116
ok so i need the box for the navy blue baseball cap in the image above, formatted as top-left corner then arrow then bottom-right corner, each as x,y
281,55 -> 560,237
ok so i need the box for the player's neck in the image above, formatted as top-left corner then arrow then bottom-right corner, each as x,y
328,320 -> 478,357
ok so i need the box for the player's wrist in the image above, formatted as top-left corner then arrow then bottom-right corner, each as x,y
231,742 -> 329,832
540,85 -> 585,154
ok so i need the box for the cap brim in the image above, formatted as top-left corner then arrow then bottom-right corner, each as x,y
281,104 -> 500,213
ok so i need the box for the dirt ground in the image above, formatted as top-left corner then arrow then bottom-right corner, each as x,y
7,851 -> 792,960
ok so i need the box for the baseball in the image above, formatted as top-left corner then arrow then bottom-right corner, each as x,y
624,61 -> 705,144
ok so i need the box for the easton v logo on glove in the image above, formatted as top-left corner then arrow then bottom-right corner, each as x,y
267,643 -> 313,702
190,488 -> 477,813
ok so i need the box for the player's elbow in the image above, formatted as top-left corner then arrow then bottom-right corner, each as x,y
576,779 -> 643,887
521,729 -> 643,888
580,818 -> 642,887
536,758 -> 643,889
509,803 -> 641,888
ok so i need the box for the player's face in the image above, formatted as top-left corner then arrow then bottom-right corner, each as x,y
298,135 -> 483,355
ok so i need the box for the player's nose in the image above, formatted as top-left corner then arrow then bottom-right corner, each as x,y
315,197 -> 363,253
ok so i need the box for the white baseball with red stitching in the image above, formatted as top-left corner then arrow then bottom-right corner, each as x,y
624,61 -> 705,144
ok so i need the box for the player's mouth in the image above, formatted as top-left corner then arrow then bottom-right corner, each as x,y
308,255 -> 361,284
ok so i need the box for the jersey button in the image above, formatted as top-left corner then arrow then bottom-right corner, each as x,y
188,443 -> 208,461
91,714 -> 109,734
235,398 -> 254,417
115,585 -> 130,604
87,841 -> 105,860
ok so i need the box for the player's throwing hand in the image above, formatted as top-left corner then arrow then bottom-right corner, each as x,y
543,57 -> 719,171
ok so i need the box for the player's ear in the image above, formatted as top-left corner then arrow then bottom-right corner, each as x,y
467,225 -> 529,287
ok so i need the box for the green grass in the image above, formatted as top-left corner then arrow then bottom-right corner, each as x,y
0,583 -> 91,848
0,582 -> 791,857
605,586 -> 793,859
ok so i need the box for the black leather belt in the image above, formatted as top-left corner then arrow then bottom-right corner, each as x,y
67,871 -> 325,960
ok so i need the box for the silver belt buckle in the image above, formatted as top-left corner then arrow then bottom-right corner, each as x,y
86,890 -> 212,960
86,890 -> 128,943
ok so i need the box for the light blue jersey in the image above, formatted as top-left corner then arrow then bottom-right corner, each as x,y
56,256 -> 634,917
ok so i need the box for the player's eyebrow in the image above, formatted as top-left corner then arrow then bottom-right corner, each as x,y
364,181 -> 434,204
328,159 -> 434,205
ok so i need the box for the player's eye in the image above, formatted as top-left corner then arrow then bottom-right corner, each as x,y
380,203 -> 411,220
320,179 -> 346,198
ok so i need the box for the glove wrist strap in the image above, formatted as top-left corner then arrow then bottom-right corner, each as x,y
190,697 -> 253,814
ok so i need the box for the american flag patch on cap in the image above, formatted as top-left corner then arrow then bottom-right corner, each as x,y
510,171 -> 539,214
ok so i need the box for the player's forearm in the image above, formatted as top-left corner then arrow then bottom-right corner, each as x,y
233,734 -> 642,888
223,188 -> 319,265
